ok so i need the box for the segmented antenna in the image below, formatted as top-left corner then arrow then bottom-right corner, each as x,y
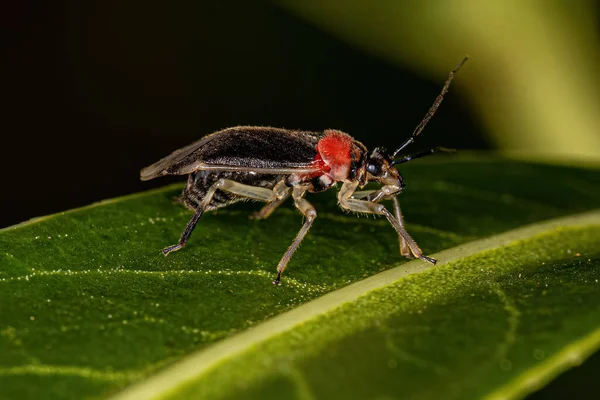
392,56 -> 469,158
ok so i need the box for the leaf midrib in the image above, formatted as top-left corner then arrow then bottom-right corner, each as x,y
110,208 -> 600,400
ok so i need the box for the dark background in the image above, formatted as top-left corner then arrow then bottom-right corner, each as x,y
2,1 -> 599,397
1,1 -> 485,229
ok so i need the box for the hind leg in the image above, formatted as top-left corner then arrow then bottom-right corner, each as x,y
163,179 -> 286,255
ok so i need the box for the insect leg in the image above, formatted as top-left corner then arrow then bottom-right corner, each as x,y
350,190 -> 378,200
163,181 -> 223,255
274,186 -> 316,285
350,190 -> 410,257
337,181 -> 436,264
214,179 -> 280,201
252,181 -> 291,220
252,192 -> 289,219
351,184 -> 401,202
164,179 -> 282,256
163,211 -> 203,255
392,196 -> 411,257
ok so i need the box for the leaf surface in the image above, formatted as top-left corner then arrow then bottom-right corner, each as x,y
134,217 -> 600,400
1,158 -> 600,399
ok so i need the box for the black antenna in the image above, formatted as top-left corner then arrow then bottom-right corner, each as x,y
392,56 -> 469,158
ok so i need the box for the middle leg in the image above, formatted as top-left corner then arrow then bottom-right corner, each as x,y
252,181 -> 291,220
274,185 -> 316,285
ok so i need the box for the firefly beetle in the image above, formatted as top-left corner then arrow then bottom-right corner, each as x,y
141,57 -> 468,285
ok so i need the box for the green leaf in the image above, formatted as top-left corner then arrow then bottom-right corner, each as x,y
116,215 -> 600,400
1,158 -> 600,400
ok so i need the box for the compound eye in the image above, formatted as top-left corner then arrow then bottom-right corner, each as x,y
366,162 -> 381,176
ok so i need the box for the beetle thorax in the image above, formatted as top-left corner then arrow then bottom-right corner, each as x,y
314,130 -> 362,182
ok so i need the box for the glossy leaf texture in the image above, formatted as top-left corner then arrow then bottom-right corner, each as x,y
1,157 -> 599,400
154,224 -> 600,400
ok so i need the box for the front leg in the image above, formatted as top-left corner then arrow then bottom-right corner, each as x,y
338,181 -> 436,264
351,184 -> 401,203
392,196 -> 411,258
351,188 -> 411,258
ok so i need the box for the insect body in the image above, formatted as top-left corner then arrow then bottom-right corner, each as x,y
141,57 -> 468,285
